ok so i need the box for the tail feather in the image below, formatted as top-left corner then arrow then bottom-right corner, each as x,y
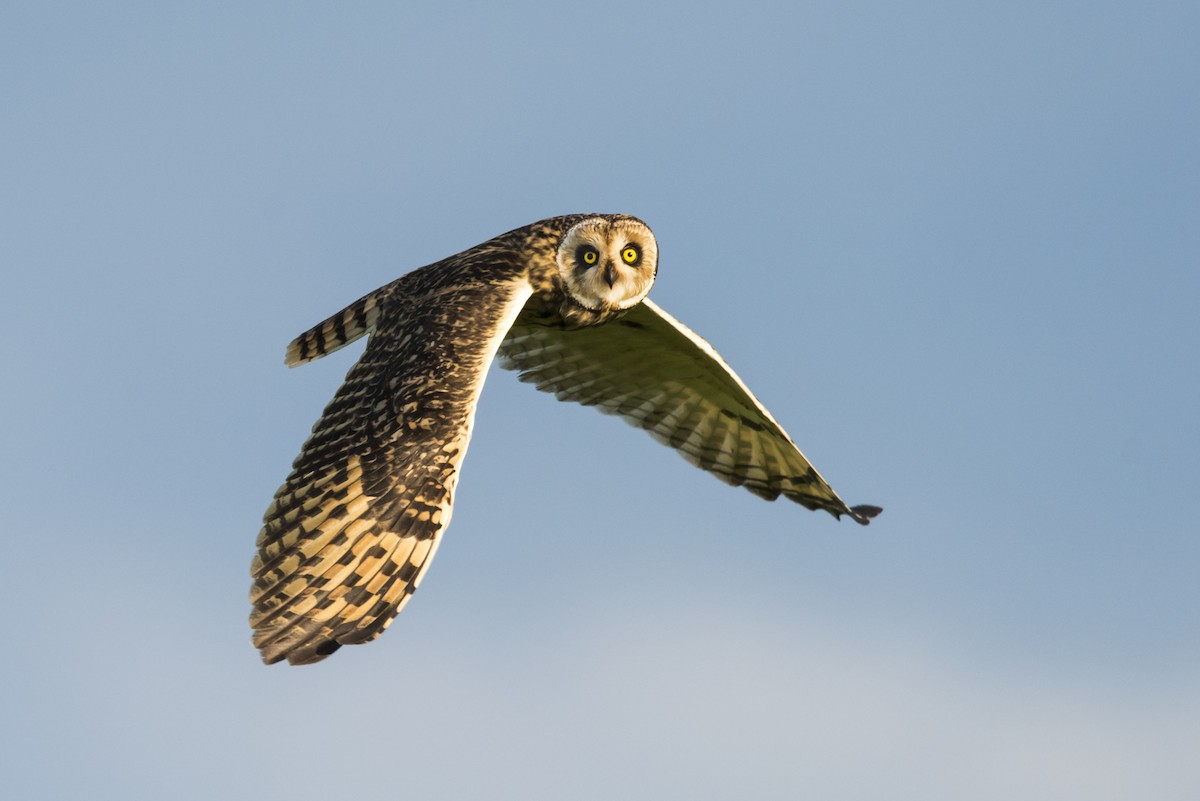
285,291 -> 383,367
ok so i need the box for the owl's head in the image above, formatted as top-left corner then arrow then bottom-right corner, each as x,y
556,216 -> 657,312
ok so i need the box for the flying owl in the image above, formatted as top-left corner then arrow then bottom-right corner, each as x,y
251,214 -> 881,665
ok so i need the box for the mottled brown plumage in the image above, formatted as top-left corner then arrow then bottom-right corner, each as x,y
251,214 -> 879,665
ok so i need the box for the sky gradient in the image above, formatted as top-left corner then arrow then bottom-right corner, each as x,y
4,2 -> 1198,799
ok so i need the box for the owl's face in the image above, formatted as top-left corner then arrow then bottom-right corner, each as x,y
556,216 -> 658,311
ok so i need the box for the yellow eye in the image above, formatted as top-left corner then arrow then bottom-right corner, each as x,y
621,245 -> 640,264
577,245 -> 599,266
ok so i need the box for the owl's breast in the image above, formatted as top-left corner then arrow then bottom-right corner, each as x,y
518,285 -> 630,331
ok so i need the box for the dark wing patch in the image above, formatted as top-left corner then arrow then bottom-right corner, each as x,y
497,299 -> 878,524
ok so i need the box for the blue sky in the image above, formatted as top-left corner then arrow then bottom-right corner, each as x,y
3,2 -> 1198,798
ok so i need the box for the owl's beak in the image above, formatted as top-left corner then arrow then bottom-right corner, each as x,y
603,261 -> 618,288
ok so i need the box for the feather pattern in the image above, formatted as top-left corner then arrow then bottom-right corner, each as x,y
251,248 -> 534,664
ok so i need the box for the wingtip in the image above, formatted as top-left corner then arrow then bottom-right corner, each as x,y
849,504 -> 883,525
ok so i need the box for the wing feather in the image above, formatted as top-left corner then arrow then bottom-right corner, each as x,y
251,267 -> 533,665
497,298 -> 879,524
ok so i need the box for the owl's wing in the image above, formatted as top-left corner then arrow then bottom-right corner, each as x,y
250,274 -> 533,665
497,298 -> 880,524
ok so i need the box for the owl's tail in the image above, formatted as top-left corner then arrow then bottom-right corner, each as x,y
285,290 -> 383,367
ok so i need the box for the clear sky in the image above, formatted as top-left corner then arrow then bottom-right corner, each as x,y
3,2 -> 1198,799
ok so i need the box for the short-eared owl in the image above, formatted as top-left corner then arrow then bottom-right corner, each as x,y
251,214 -> 880,665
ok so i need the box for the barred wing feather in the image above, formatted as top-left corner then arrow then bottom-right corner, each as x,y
250,277 -> 534,665
497,298 -> 880,524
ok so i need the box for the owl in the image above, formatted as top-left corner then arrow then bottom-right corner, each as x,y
251,214 -> 881,665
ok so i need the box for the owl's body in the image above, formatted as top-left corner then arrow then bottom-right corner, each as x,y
251,214 -> 879,665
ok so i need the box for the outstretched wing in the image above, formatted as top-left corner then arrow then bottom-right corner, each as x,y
497,298 -> 880,524
250,272 -> 533,665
